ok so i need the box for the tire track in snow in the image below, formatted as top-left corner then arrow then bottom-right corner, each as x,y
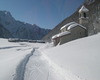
13,48 -> 35,80
0,46 -> 25,50
24,50 -> 50,80
24,50 -> 67,80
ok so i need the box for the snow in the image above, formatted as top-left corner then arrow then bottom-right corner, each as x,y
0,38 -> 44,80
60,22 -> 86,32
57,31 -> 71,37
67,23 -> 86,30
52,31 -> 71,39
5,11 -> 8,15
79,5 -> 89,13
0,33 -> 100,80
24,49 -> 81,80
0,39 -> 33,80
52,34 -> 58,39
24,50 -> 66,80
13,49 -> 35,80
60,22 -> 76,30
42,33 -> 100,80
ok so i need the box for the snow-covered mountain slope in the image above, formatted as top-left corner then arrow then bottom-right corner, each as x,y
42,33 -> 100,80
0,11 -> 50,39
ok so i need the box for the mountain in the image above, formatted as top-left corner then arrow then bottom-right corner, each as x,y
42,0 -> 100,42
0,24 -> 12,38
0,11 -> 51,40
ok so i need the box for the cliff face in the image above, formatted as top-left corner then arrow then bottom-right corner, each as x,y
85,0 -> 100,34
43,0 -> 100,42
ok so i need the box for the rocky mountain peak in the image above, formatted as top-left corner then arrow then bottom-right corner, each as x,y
0,11 -> 51,40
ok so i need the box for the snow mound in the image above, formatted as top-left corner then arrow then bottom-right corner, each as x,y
42,33 -> 100,80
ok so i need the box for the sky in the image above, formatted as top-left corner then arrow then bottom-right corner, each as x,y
0,0 -> 84,29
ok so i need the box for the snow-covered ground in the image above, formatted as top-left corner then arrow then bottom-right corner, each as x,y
42,33 -> 100,80
0,33 -> 100,80
0,39 -> 44,80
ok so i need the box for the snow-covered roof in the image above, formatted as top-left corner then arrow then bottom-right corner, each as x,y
60,22 -> 76,30
67,23 -> 87,30
52,34 -> 58,39
52,31 -> 71,39
79,5 -> 89,13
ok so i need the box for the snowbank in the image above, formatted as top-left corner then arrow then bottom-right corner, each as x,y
42,33 -> 100,80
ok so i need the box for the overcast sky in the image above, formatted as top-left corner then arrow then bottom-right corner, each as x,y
0,0 -> 84,29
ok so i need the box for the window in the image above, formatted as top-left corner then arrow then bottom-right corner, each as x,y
84,13 -> 87,18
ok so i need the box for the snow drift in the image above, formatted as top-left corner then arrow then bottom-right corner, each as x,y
42,33 -> 100,80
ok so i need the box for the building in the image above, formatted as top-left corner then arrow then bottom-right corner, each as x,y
52,5 -> 89,46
